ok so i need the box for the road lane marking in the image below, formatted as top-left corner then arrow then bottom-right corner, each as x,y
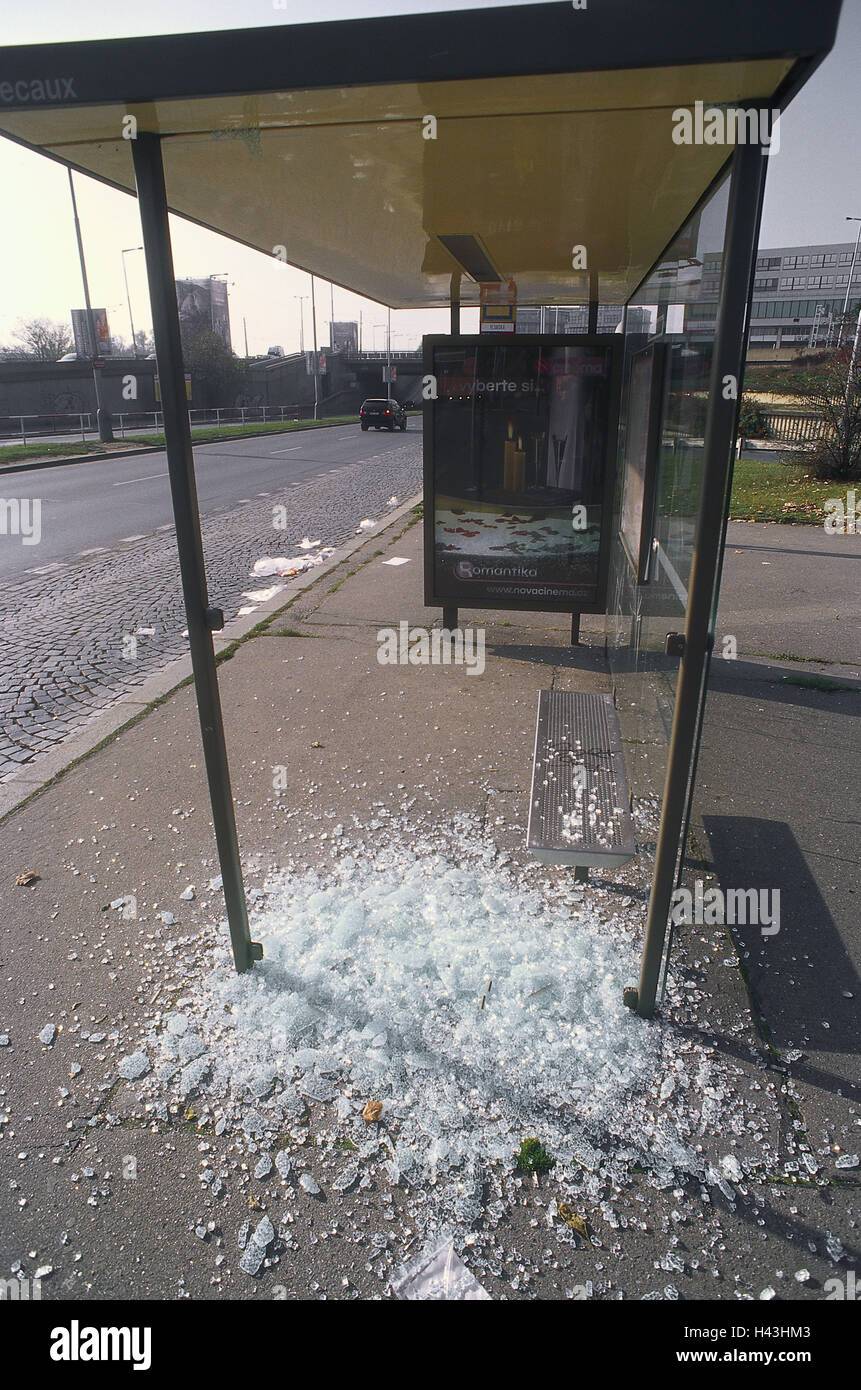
120,534 -> 146,542
113,471 -> 169,487
77,547 -> 108,556
269,445 -> 303,454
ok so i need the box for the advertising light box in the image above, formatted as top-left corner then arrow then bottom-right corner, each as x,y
424,335 -> 621,613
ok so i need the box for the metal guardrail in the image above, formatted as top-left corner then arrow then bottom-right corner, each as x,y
351,349 -> 422,360
0,404 -> 311,443
0,411 -> 95,442
760,409 -> 826,443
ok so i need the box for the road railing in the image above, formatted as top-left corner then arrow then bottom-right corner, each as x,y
0,404 -> 312,443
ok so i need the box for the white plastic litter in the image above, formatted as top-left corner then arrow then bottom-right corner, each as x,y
393,1241 -> 490,1300
246,584 -> 285,603
251,553 -> 328,579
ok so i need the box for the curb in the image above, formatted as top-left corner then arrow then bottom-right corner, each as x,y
0,418 -> 363,475
0,493 -> 422,823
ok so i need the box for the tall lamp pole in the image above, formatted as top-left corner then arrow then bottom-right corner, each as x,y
386,306 -> 392,401
121,246 -> 143,357
292,295 -> 308,354
310,274 -> 319,420
68,169 -> 113,442
838,216 -> 861,348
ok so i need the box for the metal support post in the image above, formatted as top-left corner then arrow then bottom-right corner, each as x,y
450,273 -> 461,336
131,131 -> 262,974
587,273 -> 599,335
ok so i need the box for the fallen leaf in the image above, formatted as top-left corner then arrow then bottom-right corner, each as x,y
247,1195 -> 263,1210
15,872 -> 40,886
362,1100 -> 383,1123
557,1202 -> 589,1238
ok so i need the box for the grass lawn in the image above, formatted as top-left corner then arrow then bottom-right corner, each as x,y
729,453 -> 845,524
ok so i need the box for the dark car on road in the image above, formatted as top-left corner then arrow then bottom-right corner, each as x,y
360,397 -> 407,431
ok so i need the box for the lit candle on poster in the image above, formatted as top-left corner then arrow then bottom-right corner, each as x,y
503,420 -> 516,491
513,435 -> 525,491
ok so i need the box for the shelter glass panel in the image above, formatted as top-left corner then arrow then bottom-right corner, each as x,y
605,174 -> 732,801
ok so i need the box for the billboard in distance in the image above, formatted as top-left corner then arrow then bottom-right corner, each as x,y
424,335 -> 620,613
331,321 -> 359,354
175,277 -> 232,349
71,308 -> 113,358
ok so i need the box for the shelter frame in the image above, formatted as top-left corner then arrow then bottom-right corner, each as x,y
0,0 -> 841,982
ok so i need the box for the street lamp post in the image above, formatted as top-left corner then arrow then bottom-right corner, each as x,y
68,169 -> 113,442
386,306 -> 392,401
838,216 -> 861,348
292,295 -> 308,354
121,246 -> 143,357
310,273 -> 319,421
848,302 -> 861,396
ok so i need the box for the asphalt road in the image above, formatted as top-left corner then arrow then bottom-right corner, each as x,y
1,421 -> 415,581
0,422 -> 422,779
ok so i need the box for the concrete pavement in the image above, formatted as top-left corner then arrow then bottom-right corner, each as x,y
694,518 -> 861,1222
0,510 -> 858,1303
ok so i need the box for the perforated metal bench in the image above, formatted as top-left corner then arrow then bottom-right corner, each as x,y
526,690 -> 636,877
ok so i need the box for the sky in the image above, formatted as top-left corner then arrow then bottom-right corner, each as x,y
0,0 -> 859,356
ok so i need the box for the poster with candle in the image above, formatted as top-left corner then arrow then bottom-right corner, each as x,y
424,335 -> 621,612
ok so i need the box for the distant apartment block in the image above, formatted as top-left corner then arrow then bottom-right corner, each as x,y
517,241 -> 861,351
691,240 -> 861,348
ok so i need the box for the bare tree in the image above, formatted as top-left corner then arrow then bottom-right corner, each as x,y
794,348 -> 861,480
7,317 -> 74,361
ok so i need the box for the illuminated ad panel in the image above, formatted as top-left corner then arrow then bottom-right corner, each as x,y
424,335 -> 621,613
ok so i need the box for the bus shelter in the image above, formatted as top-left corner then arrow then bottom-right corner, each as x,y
0,0 -> 841,1015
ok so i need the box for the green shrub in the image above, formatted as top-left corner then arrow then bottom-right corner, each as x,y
737,396 -> 770,439
516,1137 -> 555,1173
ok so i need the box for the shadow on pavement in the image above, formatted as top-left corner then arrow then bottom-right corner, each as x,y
702,814 -> 861,1092
706,658 -> 861,707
